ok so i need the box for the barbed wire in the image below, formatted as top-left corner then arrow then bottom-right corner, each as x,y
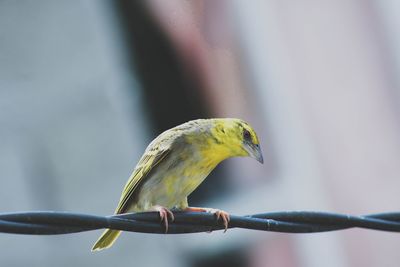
1,210 -> 400,235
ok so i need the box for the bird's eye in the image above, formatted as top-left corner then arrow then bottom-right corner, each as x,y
243,129 -> 251,141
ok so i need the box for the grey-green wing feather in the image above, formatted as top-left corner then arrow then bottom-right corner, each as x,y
114,132 -> 178,214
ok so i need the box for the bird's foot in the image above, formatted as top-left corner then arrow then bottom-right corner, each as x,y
151,205 -> 174,233
185,207 -> 230,232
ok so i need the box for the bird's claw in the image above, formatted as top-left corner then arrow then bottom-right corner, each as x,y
208,208 -> 230,233
152,205 -> 174,233
184,207 -> 230,233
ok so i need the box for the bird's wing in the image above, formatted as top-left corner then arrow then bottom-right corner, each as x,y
115,137 -> 173,214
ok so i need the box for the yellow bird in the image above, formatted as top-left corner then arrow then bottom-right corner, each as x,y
92,118 -> 263,251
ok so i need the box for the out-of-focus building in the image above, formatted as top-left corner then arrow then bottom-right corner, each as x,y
1,1 -> 400,266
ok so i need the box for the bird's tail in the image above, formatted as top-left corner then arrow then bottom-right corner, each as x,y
91,229 -> 121,251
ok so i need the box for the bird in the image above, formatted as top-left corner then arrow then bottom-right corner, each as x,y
91,118 -> 263,251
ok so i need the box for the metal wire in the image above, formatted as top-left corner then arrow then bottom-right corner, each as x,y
1,210 -> 400,235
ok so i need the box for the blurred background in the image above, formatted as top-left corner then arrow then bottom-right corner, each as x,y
1,0 -> 400,266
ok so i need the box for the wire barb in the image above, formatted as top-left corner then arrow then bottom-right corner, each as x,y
0,211 -> 400,235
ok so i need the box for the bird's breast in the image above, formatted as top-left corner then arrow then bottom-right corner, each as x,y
135,150 -> 219,210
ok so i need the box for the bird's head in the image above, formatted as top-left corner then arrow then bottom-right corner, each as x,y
210,118 -> 264,164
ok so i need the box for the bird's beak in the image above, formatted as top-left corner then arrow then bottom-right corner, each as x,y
244,143 -> 264,164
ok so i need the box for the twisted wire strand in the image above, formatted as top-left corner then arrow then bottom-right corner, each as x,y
1,211 -> 400,235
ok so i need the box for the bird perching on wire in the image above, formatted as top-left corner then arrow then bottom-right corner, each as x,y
92,118 -> 263,251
